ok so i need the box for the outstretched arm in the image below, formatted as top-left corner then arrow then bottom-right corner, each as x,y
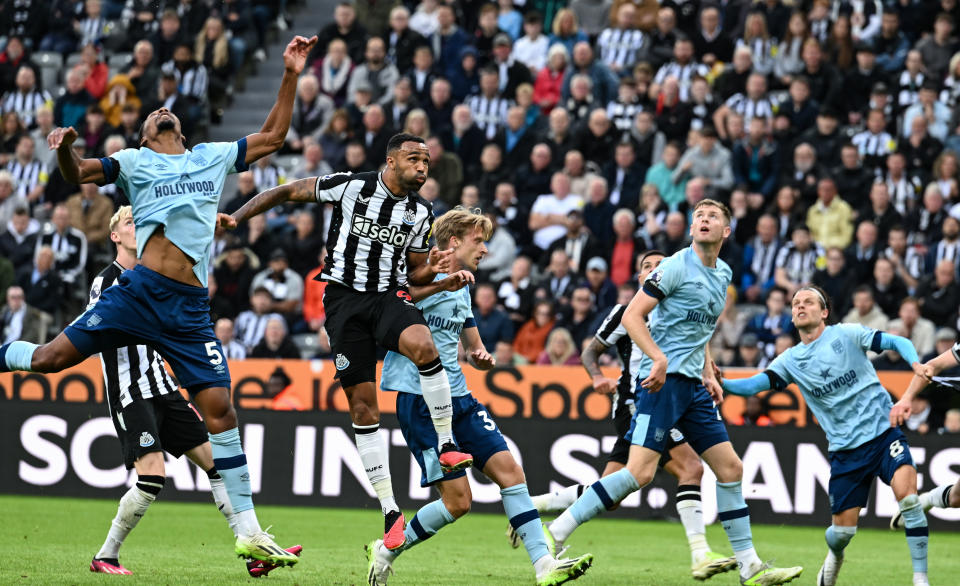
891,344 -> 959,427
875,332 -> 922,373
221,177 -> 318,228
406,248 -> 456,286
242,35 -> 318,164
409,270 -> 475,302
48,127 -> 105,184
721,372 -> 774,397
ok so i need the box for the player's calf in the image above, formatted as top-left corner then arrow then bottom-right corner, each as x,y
94,475 -> 166,569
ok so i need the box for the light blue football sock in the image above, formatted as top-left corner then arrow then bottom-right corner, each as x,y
900,494 -> 929,574
825,525 -> 856,554
502,483 -> 550,564
394,498 -> 456,557
0,341 -> 38,371
569,468 -> 639,524
717,481 -> 754,552
209,428 -> 253,513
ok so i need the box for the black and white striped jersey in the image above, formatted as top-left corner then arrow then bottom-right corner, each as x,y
724,93 -> 776,125
775,242 -> 825,286
466,93 -> 510,141
597,28 -> 646,71
90,262 -> 179,410
607,99 -> 643,132
314,171 -> 433,292
6,158 -> 47,199
851,130 -> 896,166
595,304 -> 644,417
653,60 -> 709,101
1,89 -> 52,128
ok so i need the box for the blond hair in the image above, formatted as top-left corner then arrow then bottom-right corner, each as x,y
109,205 -> 132,233
433,206 -> 493,249
693,198 -> 732,225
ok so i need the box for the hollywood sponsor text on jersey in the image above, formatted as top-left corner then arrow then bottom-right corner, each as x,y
153,179 -> 218,199
684,309 -> 719,325
807,369 -> 859,398
350,215 -> 410,247
424,312 -> 464,336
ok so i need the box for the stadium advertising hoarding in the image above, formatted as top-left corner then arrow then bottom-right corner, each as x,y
0,358 -> 919,426
3,400 -> 960,530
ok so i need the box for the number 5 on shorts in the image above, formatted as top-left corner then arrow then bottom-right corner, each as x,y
205,341 -> 224,365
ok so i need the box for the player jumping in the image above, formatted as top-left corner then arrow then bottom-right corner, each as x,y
543,199 -> 803,585
520,249 -> 736,581
0,34 -> 318,568
89,206 -> 299,577
721,286 -> 930,586
365,207 -> 593,585
221,133 -> 472,551
889,336 -> 960,537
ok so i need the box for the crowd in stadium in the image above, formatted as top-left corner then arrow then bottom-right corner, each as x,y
2,0 -> 960,430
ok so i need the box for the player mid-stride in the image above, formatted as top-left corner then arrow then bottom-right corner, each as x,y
543,200 -> 803,585
90,206 -> 299,577
365,207 -> 593,585
0,34 -> 318,568
721,286 -> 930,586
221,133 -> 472,551
520,249 -> 735,580
889,335 -> 960,539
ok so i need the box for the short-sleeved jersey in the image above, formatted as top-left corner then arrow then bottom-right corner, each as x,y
314,171 -> 434,293
100,140 -> 247,286
595,304 -> 645,415
637,246 -> 732,380
381,274 -> 474,397
952,342 -> 960,364
766,324 -> 891,452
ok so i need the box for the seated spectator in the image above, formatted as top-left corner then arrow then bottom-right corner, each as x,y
343,140 -> 373,173
712,285 -> 747,366
29,106 -> 56,170
673,126 -> 734,199
251,317 -> 301,359
425,136 -> 462,206
497,255 -> 535,328
730,395 -> 773,427
542,209 -> 603,275
476,211 -> 515,283
581,257 -> 617,311
250,249 -> 304,321
348,37 -> 399,107
317,108 -> 351,169
813,247 -> 855,318
78,105 -> 114,158
212,244 -> 257,319
291,140 -> 333,180
65,182 -> 112,252
313,38 -> 355,107
2,66 -> 52,129
473,282 -> 514,351
888,297 -> 936,358
902,80 -> 951,142
160,44 -> 208,129
844,221 -> 881,286
871,325 -> 916,373
235,286 -> 284,352
251,154 -> 285,192
715,73 -> 775,135
123,40 -> 160,102
1,285 -> 46,343
76,43 -> 108,100
732,117 -> 779,200
302,249 -> 328,334
384,78 -> 416,133
742,214 -> 781,303
215,317 -> 247,360
529,172 -> 584,253
582,177 -> 615,252
602,142 -> 644,212
359,104 -> 391,164
536,327 -> 581,366
283,212 -> 324,278
774,224 -> 824,297
916,260 -> 960,326
513,299 -> 555,363
7,135 -> 48,213
572,109 -> 618,168
608,208 -> 644,286
732,332 -> 763,368
871,257 -> 909,319
54,69 -> 95,130
806,177 -> 853,250
654,211 -> 688,257
511,142 -> 552,205
851,109 -> 897,175
597,4 -> 645,76
927,216 -> 960,273
555,286 -> 597,348
0,170 -> 28,229
773,77 -> 819,144
644,141 -> 686,211
17,245 -> 62,317
539,249 -> 576,305
939,408 -> 960,435
36,204 -> 86,290
0,112 -> 26,155
0,207 -> 39,272
746,287 -> 795,359
194,16 -> 233,121
858,182 -> 903,243
513,11 -> 549,73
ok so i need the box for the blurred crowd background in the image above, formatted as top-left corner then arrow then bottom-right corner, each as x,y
2,0 -> 960,431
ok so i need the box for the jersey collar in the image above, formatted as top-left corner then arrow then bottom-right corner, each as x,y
378,172 -> 409,201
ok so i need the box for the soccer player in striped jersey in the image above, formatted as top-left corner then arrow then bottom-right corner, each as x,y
545,200 -> 803,585
722,286 -> 929,586
365,208 -> 593,586
890,337 -> 960,537
0,35 -> 318,568
521,250 -> 736,580
222,133 -> 472,552
90,206 -> 300,576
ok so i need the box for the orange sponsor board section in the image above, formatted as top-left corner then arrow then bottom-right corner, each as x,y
0,359 -> 917,424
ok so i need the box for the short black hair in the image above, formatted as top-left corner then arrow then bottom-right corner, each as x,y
386,132 -> 425,155
853,284 -> 873,296
639,249 -> 665,265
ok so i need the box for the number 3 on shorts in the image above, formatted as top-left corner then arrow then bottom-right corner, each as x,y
477,409 -> 496,431
205,341 -> 224,365
889,439 -> 904,458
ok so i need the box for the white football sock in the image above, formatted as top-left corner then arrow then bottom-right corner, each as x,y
736,548 -> 763,580
677,497 -> 710,562
354,423 -> 397,514
920,484 -> 952,510
96,483 -> 159,559
549,508 -> 579,543
418,358 -> 455,447
532,485 -> 583,514
209,472 -> 238,537
236,509 -> 262,537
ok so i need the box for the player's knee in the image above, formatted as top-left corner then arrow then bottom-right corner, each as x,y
409,341 -> 439,367
950,489 -> 960,509
349,399 -> 380,426
204,400 -> 238,432
444,494 -> 471,519
627,464 -> 655,488
714,458 -> 743,483
677,457 -> 704,485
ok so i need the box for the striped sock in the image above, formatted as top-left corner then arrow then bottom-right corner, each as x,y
0,341 -> 38,371
209,428 -> 259,536
900,494 -> 929,575
551,469 -> 639,543
919,484 -> 953,510
717,481 -> 761,579
96,475 -> 164,560
389,499 -> 456,559
502,483 -> 550,565
676,485 -> 710,561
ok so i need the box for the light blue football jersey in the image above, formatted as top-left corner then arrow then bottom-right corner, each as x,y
381,274 -> 474,397
636,246 -> 732,380
766,324 -> 891,451
101,139 -> 247,286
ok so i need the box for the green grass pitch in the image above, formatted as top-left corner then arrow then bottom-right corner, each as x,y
4,495 -> 960,584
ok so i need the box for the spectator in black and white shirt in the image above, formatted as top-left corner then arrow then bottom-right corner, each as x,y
6,134 -> 47,206
774,224 -> 825,296
651,36 -> 708,102
597,3 -> 646,76
162,43 -> 208,103
606,77 -> 643,135
1,67 -> 52,129
467,66 -> 510,141
714,73 -> 776,133
215,317 -> 247,360
234,287 -> 285,353
250,248 -> 304,322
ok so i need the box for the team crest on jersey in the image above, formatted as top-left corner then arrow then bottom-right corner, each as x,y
335,353 -> 350,370
654,428 -> 665,442
86,313 -> 102,327
402,209 -> 417,225
831,339 -> 844,355
139,432 -> 155,447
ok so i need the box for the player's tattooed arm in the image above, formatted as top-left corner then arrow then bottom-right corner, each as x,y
461,327 -> 496,370
48,127 -> 105,184
581,338 -> 617,395
409,270 -> 475,302
407,248 -> 456,286
220,177 -> 318,229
